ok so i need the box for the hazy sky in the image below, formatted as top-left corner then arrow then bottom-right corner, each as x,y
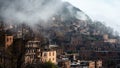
63,0 -> 120,33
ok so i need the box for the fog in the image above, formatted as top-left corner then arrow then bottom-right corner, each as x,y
0,0 -> 63,25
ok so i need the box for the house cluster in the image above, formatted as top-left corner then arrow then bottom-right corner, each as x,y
57,54 -> 102,68
0,21 -> 120,68
59,60 -> 102,68
23,39 -> 103,68
0,32 -> 13,68
24,40 -> 56,64
0,31 -> 103,68
103,34 -> 117,43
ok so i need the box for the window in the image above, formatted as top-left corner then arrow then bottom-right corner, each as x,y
53,58 -> 54,61
49,52 -> 51,56
44,53 -> 47,56
7,38 -> 9,42
53,52 -> 54,56
9,38 -> 12,41
32,50 -> 34,53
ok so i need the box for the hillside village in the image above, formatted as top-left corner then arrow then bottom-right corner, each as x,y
0,2 -> 120,68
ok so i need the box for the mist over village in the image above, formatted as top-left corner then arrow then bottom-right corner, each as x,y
0,0 -> 120,68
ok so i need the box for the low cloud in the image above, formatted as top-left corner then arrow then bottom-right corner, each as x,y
63,0 -> 120,33
0,0 -> 63,25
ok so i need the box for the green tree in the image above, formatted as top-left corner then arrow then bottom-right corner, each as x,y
0,64 -> 3,68
42,61 -> 58,68
24,62 -> 58,68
